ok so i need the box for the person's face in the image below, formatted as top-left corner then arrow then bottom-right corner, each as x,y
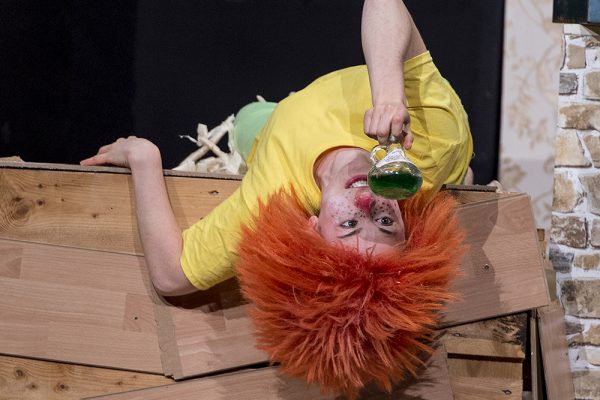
310,149 -> 406,255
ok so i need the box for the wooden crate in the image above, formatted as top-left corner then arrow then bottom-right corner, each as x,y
0,162 -> 558,399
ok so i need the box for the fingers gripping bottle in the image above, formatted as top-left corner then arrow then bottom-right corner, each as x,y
368,137 -> 423,199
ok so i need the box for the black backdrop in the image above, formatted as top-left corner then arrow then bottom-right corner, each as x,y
0,0 -> 503,184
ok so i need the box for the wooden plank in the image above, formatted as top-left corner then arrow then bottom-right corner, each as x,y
444,338 -> 524,360
0,238 -> 163,373
537,301 -> 575,400
85,367 -> 330,400
442,194 -> 549,326
447,358 -> 522,380
445,186 -> 516,205
449,376 -> 522,400
0,160 -> 243,179
442,313 -> 527,361
86,349 -> 452,400
364,347 -> 454,400
155,280 -> 265,379
0,165 -> 548,381
0,354 -> 171,400
529,310 -> 545,400
443,314 -> 526,400
0,164 -> 240,255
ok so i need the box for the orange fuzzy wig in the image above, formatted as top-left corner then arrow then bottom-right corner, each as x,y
236,189 -> 466,397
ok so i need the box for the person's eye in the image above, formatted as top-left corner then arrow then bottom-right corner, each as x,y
376,216 -> 394,226
340,220 -> 358,228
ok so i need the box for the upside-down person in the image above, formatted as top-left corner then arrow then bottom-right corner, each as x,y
81,0 -> 472,397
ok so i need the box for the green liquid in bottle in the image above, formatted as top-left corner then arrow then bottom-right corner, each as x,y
368,162 -> 423,200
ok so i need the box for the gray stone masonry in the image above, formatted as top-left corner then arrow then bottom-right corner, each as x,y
585,70 -> 600,99
538,25 -> 600,397
555,129 -> 592,166
551,214 -> 587,248
553,170 -> 582,212
560,72 -> 578,95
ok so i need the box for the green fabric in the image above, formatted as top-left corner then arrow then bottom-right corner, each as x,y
232,101 -> 277,160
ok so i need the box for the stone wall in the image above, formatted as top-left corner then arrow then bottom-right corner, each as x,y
553,24 -> 600,399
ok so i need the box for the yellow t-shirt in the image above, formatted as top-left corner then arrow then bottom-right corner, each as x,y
180,51 -> 473,290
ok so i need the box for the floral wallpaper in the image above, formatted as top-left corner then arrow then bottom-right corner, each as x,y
500,0 -> 563,228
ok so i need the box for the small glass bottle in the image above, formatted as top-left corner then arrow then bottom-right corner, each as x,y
368,138 -> 423,200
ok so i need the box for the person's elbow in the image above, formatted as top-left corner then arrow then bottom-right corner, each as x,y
150,264 -> 198,297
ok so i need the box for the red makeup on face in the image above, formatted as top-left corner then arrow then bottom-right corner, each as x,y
354,191 -> 373,214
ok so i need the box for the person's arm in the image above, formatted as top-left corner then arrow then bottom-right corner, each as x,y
361,0 -> 426,147
81,137 -> 197,296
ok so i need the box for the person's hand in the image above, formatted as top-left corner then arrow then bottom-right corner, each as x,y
364,102 -> 413,149
80,136 -> 159,168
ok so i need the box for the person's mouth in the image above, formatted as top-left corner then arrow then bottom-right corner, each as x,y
345,175 -> 369,189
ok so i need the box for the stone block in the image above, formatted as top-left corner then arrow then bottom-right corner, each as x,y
584,324 -> 600,345
566,43 -> 586,69
561,280 -> 600,317
553,170 -> 582,212
592,218 -> 600,247
584,34 -> 600,47
580,173 -> 600,215
555,129 -> 592,167
551,214 -> 587,248
574,370 -> 600,399
558,104 -> 600,131
581,346 -> 600,366
582,133 -> 600,167
584,70 -> 600,99
549,244 -> 574,272
587,47 -> 600,68
559,73 -> 578,95
565,318 -> 584,336
574,253 -> 600,270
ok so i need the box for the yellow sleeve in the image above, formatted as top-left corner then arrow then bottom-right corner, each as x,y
180,186 -> 250,290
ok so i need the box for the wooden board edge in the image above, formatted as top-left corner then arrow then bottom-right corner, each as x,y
443,184 -> 499,192
0,354 -> 172,399
0,161 -> 243,181
454,191 -> 528,210
530,309 -> 545,400
154,298 -> 183,379
80,367 -> 327,400
537,301 -> 575,400
439,294 -> 550,330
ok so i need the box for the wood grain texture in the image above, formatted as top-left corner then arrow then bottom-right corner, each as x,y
442,314 -> 527,400
85,349 -> 452,400
0,238 -> 163,373
0,165 -> 548,387
0,165 -> 240,255
446,187 -> 516,205
449,376 -> 522,400
156,279 -> 266,379
537,302 -> 575,400
529,310 -> 544,400
442,194 -> 549,326
85,367 -> 330,400
0,354 -> 171,400
442,313 -> 527,360
447,358 -> 522,380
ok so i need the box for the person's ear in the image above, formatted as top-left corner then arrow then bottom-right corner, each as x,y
308,215 -> 319,232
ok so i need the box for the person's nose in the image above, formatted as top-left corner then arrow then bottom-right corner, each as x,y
354,191 -> 373,214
